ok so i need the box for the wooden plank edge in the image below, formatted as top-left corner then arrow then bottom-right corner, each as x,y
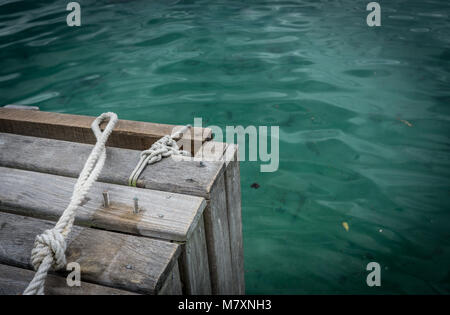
0,211 -> 181,295
179,216 -> 212,295
0,132 -> 224,200
0,166 -> 206,243
223,144 -> 245,294
0,263 -> 138,295
158,261 -> 182,295
0,107 -> 212,152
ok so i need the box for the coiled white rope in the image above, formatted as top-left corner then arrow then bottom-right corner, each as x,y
128,125 -> 191,187
23,112 -> 118,295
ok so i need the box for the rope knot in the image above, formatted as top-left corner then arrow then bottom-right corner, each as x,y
30,229 -> 67,271
23,112 -> 119,295
140,136 -> 190,160
128,126 -> 191,187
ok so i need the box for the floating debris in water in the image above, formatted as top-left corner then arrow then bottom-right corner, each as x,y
342,222 -> 349,232
399,119 -> 413,127
251,182 -> 260,189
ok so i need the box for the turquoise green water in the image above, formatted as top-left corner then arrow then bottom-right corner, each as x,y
1,0 -> 450,294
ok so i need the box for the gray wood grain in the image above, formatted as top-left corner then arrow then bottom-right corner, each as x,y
196,142 -> 245,294
0,167 -> 208,294
0,212 -> 181,294
0,132 -> 224,198
158,261 -> 182,295
0,264 -> 138,295
180,216 -> 212,294
0,133 -> 239,294
203,174 -> 234,294
0,166 -> 205,242
223,144 -> 245,294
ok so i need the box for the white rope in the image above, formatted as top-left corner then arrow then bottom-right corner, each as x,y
23,112 -> 118,295
128,125 -> 191,187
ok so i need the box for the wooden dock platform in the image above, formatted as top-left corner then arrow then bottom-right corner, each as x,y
0,107 -> 244,295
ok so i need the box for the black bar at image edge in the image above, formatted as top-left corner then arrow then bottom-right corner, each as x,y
1,295 -> 444,312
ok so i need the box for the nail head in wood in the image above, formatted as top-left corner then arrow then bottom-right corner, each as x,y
102,191 -> 110,208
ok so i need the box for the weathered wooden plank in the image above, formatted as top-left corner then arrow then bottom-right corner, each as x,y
0,212 -> 181,294
0,166 -> 211,294
195,141 -> 245,294
0,166 -> 205,242
0,264 -> 138,295
223,144 -> 245,294
180,217 -> 211,295
180,141 -> 236,294
203,174 -> 234,294
0,107 -> 244,295
0,133 -> 232,294
0,133 -> 224,198
0,108 -> 211,152
158,261 -> 182,295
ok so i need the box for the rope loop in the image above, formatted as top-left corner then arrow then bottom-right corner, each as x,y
23,112 -> 118,295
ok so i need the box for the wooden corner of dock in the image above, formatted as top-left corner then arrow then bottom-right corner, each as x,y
0,106 -> 244,295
